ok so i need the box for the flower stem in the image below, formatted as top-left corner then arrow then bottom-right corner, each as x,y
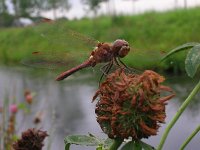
179,125 -> 200,150
109,138 -> 123,150
157,79 -> 200,150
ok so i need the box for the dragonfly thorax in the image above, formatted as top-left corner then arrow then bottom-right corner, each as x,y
89,42 -> 113,65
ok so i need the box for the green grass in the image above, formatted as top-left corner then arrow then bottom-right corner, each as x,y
1,7 -> 200,73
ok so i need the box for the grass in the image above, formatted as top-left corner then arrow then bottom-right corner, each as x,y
0,7 -> 200,73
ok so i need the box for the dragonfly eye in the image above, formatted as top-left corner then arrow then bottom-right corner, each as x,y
124,43 -> 128,46
112,39 -> 130,58
118,46 -> 130,58
113,39 -> 129,49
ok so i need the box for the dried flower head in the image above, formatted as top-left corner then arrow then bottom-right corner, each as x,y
24,89 -> 33,104
13,128 -> 48,150
93,69 -> 175,140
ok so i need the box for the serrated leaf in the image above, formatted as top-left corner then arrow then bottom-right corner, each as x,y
121,141 -> 142,150
161,42 -> 199,61
185,44 -> 200,77
64,135 -> 100,147
140,141 -> 155,150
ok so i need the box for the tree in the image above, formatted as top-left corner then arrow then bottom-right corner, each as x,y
18,0 -> 35,17
10,0 -> 70,19
11,0 -> 36,18
44,0 -> 71,19
0,0 -> 7,13
31,0 -> 45,16
0,0 -> 14,27
83,0 -> 108,17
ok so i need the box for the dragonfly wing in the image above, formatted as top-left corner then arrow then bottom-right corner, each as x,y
122,48 -> 166,70
31,19 -> 99,52
23,19 -> 98,71
21,51 -> 89,70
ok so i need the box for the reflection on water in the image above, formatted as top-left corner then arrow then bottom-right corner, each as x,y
0,66 -> 199,150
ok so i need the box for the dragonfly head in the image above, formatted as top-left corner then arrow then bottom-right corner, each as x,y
112,39 -> 130,58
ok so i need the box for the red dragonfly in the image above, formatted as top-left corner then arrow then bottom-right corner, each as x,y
56,39 -> 130,80
22,19 -> 163,81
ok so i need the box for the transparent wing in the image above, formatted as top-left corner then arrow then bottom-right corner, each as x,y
122,47 -> 166,71
21,51 -> 90,71
31,18 -> 99,52
22,18 -> 99,71
23,19 -> 165,75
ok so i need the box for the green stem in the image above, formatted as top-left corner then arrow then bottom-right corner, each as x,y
157,79 -> 200,150
109,138 -> 123,150
180,125 -> 200,150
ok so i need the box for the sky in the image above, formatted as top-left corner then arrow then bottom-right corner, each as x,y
5,0 -> 200,20
41,0 -> 200,19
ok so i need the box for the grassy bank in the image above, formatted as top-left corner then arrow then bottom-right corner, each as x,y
0,7 -> 200,73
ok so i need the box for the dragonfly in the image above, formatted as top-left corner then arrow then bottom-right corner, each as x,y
22,19 -> 163,81
56,39 -> 130,80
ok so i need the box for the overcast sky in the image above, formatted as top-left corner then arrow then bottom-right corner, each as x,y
6,0 -> 200,19
44,0 -> 200,19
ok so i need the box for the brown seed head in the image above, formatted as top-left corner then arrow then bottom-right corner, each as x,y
93,69 -> 175,140
12,128 -> 48,150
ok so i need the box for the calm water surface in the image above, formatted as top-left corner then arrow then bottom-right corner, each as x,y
0,66 -> 199,150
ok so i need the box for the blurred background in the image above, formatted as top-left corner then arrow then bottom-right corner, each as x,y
0,0 -> 200,150
1,0 -> 200,24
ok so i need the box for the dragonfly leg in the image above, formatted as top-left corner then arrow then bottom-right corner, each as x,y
118,58 -> 129,68
99,61 -> 113,86
114,57 -> 131,71
113,57 -> 121,67
114,57 -> 130,71
118,58 -> 142,74
100,62 -> 110,75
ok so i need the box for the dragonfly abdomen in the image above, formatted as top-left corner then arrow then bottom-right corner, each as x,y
56,60 -> 92,81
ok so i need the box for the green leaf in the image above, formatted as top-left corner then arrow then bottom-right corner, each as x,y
65,143 -> 70,150
96,145 -> 103,150
18,102 -> 30,113
64,135 -> 100,147
18,102 -> 26,110
121,141 -> 142,150
140,141 -> 155,150
121,141 -> 154,150
161,42 -> 199,61
185,44 -> 200,77
103,138 -> 114,148
12,135 -> 19,141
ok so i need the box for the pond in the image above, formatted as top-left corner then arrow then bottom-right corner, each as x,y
0,66 -> 199,150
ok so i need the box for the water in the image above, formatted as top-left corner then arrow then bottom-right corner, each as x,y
0,66 -> 199,150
